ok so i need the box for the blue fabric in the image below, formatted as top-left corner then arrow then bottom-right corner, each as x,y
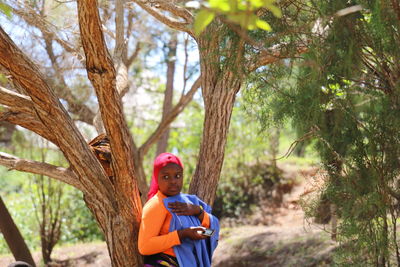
163,194 -> 219,267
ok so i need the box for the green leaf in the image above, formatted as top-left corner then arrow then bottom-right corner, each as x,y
209,0 -> 231,12
0,2 -> 12,18
193,10 -> 215,36
264,3 -> 282,18
0,73 -> 8,85
250,0 -> 265,9
228,0 -> 238,12
255,19 -> 272,31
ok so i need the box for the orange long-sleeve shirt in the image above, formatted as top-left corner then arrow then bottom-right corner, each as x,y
138,191 -> 210,257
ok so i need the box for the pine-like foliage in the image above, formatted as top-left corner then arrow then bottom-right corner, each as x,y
244,0 -> 400,265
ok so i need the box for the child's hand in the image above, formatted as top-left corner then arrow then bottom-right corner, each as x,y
168,201 -> 202,216
178,227 -> 209,241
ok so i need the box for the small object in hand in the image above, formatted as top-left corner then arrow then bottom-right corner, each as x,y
201,228 -> 215,237
192,226 -> 214,237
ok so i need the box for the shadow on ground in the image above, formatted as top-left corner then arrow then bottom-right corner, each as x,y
213,227 -> 336,267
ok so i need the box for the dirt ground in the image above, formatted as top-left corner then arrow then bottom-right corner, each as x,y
0,162 -> 336,267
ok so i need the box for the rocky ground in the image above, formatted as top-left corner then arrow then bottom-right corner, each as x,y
0,162 -> 337,267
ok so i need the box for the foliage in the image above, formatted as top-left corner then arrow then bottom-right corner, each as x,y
0,133 -> 103,255
193,0 -> 282,35
244,0 -> 400,264
0,172 -> 103,255
0,1 -> 11,18
214,161 -> 283,219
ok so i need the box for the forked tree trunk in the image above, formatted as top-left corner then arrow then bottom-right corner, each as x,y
0,196 -> 36,266
77,1 -> 143,265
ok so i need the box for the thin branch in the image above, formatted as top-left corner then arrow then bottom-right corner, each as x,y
11,3 -> 96,125
182,34 -> 189,94
141,0 -> 194,23
39,24 -> 96,125
0,152 -> 83,191
126,42 -> 141,66
13,6 -> 84,64
276,128 -> 316,160
129,1 -> 193,36
139,76 -> 201,156
248,42 -> 308,72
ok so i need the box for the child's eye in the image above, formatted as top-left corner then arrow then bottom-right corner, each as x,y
163,175 -> 169,180
176,174 -> 182,179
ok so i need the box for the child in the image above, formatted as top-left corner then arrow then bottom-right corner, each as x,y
138,153 -> 219,267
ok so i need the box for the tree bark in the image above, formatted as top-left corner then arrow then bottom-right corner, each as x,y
189,75 -> 240,205
77,1 -> 143,265
0,196 -> 36,267
156,33 -> 178,156
188,30 -> 243,206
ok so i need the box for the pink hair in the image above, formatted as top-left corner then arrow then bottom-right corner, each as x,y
147,152 -> 184,201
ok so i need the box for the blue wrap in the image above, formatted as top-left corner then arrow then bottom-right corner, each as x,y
163,194 -> 219,267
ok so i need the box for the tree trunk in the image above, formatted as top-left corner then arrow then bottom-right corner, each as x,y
0,196 -> 36,267
269,127 -> 280,180
189,80 -> 239,205
156,33 -> 177,156
85,196 -> 142,266
0,121 -> 16,147
189,31 -> 243,206
189,34 -> 242,205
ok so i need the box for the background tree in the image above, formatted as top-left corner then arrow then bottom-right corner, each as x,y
244,0 -> 400,264
0,195 -> 36,267
30,141 -> 65,265
0,0 -> 313,265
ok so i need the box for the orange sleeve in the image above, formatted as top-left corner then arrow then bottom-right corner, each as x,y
201,211 -> 211,228
138,198 -> 181,255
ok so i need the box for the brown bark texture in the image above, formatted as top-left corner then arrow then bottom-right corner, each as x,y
189,72 -> 241,205
0,1 -> 144,265
77,0 -> 143,265
188,30 -> 243,206
0,196 -> 36,267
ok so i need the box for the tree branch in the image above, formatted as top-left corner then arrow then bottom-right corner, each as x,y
0,152 -> 83,191
248,42 -> 308,72
130,1 -> 193,35
0,110 -> 56,144
126,42 -> 141,67
115,0 -> 126,62
139,76 -> 201,156
0,87 -> 34,114
77,0 -> 142,215
143,0 -> 194,23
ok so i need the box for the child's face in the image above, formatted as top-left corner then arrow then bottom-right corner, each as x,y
157,163 -> 183,196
